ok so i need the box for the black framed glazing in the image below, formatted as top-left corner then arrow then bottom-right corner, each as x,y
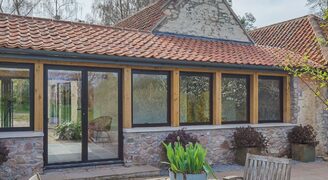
131,70 -> 171,127
0,62 -> 34,132
221,74 -> 250,124
179,72 -> 213,126
258,76 -> 284,123
43,65 -> 123,167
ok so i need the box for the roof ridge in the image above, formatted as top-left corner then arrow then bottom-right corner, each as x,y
0,13 -> 151,34
251,14 -> 319,32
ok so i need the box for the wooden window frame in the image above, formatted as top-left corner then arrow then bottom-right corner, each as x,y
131,70 -> 171,127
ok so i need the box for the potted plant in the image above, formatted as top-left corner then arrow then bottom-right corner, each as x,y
162,142 -> 217,180
164,129 -> 199,147
0,142 -> 9,165
288,125 -> 318,162
233,126 -> 268,165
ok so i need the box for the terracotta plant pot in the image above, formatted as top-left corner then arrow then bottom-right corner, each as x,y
169,169 -> 207,180
235,147 -> 262,166
291,143 -> 316,162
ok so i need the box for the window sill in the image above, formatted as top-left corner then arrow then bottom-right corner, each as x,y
123,123 -> 296,133
0,131 -> 44,139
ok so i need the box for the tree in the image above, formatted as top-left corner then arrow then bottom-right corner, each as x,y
239,12 -> 256,31
0,0 -> 41,16
307,0 -> 328,17
90,0 -> 153,25
39,0 -> 81,20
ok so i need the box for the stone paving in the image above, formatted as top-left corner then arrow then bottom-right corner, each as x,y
142,161 -> 328,180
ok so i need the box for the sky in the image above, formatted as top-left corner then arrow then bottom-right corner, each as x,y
232,0 -> 310,28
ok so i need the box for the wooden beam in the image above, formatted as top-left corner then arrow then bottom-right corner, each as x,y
213,72 -> 222,125
171,69 -> 180,127
123,67 -> 132,128
283,76 -> 291,123
34,63 -> 44,131
250,73 -> 258,124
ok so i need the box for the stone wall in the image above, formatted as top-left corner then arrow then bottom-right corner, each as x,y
291,77 -> 328,155
155,0 -> 251,42
123,125 -> 294,167
0,136 -> 43,180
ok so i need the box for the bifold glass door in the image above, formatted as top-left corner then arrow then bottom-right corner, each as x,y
45,66 -> 122,165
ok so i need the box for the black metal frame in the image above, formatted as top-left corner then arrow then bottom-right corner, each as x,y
0,62 -> 34,132
43,65 -> 123,167
258,76 -> 284,123
131,70 -> 171,127
221,74 -> 251,125
179,72 -> 213,126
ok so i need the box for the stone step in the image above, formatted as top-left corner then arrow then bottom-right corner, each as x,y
41,165 -> 161,180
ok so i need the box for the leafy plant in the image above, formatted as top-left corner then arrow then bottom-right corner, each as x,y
162,142 -> 217,179
55,122 -> 82,140
0,142 -> 9,165
233,126 -> 268,149
163,129 -> 199,148
288,125 -> 319,146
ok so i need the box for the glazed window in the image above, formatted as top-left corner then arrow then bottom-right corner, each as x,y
258,76 -> 283,123
222,74 -> 250,124
132,70 -> 170,127
179,72 -> 212,125
0,64 -> 34,131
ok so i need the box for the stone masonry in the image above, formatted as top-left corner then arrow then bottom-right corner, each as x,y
155,0 -> 251,42
0,136 -> 43,180
123,125 -> 293,167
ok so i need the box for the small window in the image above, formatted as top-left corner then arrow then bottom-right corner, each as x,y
132,70 -> 170,127
222,74 -> 250,124
0,63 -> 34,131
259,76 -> 283,123
179,72 -> 212,125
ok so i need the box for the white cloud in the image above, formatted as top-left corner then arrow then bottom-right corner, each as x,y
232,0 -> 311,27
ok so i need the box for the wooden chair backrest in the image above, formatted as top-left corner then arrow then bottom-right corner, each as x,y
244,153 -> 292,180
29,173 -> 41,180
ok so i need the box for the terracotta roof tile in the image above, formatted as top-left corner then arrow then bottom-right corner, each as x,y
250,15 -> 328,65
0,13 -> 302,67
114,0 -> 168,31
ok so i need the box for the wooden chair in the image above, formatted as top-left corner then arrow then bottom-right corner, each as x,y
29,173 -> 41,180
223,153 -> 292,180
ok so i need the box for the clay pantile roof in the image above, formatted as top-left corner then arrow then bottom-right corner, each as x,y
0,13 -> 302,67
114,0 -> 168,31
250,15 -> 328,65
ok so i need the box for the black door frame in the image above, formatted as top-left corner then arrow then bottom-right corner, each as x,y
43,65 -> 123,168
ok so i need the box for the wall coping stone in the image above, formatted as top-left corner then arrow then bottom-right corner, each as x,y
0,131 -> 44,139
123,123 -> 296,133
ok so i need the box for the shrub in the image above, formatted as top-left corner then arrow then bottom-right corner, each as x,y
162,142 -> 216,178
233,126 -> 268,149
163,129 -> 198,148
55,122 -> 82,140
288,125 -> 318,146
0,142 -> 9,165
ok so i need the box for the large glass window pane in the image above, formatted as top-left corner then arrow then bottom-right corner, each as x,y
222,75 -> 249,123
132,71 -> 169,126
47,70 -> 82,164
0,67 -> 31,129
88,71 -> 119,160
259,77 -> 283,122
180,73 -> 211,124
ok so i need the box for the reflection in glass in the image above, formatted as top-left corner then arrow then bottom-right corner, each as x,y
222,75 -> 249,123
47,70 -> 82,164
259,77 -> 283,122
180,73 -> 211,124
88,71 -> 119,160
0,68 -> 30,128
132,72 -> 169,125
